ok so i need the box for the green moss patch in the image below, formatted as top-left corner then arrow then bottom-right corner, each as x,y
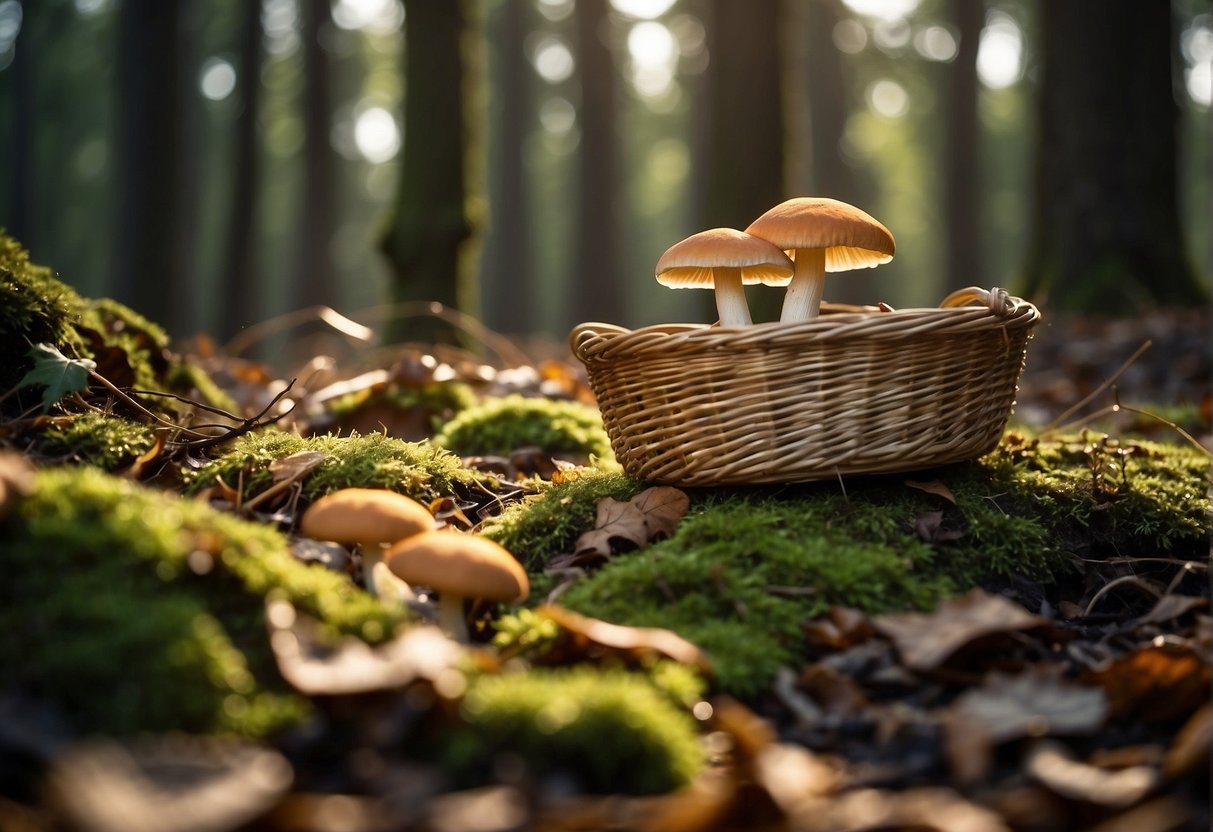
182,431 -> 486,506
32,411 -> 158,471
434,394 -> 613,461
441,665 -> 704,794
1,466 -> 401,737
493,431 -> 1209,697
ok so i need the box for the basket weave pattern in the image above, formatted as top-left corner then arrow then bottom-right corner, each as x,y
571,287 -> 1040,485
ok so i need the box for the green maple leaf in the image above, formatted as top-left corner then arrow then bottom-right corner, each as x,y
17,343 -> 96,411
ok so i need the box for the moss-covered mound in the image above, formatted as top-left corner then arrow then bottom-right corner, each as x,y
486,430 -> 1210,696
317,380 -> 477,440
182,431 -> 486,506
32,411 -> 159,471
434,394 -> 613,461
442,666 -> 704,794
0,232 -> 235,415
1,465 -> 402,737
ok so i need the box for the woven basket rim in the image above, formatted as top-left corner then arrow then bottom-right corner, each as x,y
571,286 -> 1040,360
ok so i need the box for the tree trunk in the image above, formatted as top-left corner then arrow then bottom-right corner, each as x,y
700,0 -> 785,321
944,0 -> 981,293
381,0 -> 482,344
570,0 -> 623,327
3,0 -> 35,250
114,0 -> 189,334
297,0 -> 338,312
481,0 -> 533,335
219,0 -> 264,341
1023,0 -> 1205,311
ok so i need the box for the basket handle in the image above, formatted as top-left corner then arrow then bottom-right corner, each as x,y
939,286 -> 1014,316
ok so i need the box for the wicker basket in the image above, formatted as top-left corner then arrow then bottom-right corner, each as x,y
570,286 -> 1040,485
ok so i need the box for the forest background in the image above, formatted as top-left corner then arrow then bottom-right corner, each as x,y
0,0 -> 1209,354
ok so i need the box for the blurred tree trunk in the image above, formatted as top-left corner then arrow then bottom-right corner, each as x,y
943,0 -> 981,293
219,0 -> 264,341
570,0 -> 622,326
1023,0 -> 1205,311
481,0 -> 533,335
802,0 -> 875,305
297,0 -> 337,311
381,0 -> 483,343
2,2 -> 35,248
700,0 -> 785,321
114,0 -> 189,333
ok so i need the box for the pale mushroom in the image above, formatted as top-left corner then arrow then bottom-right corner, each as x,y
745,198 -> 895,323
386,530 -> 529,643
656,228 -> 794,326
299,488 -> 435,600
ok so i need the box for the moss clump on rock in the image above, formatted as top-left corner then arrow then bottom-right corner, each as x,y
32,411 -> 159,471
183,431 -> 486,506
1,465 -> 402,737
442,666 -> 704,795
434,394 -> 613,461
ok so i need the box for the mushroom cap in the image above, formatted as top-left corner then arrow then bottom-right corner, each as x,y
745,197 -> 895,272
656,228 -> 795,288
386,530 -> 529,602
300,488 -> 435,547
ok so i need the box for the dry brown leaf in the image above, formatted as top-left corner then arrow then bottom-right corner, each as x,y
950,670 -> 1108,744
1163,703 -> 1211,779
123,427 -> 168,480
1025,741 -> 1157,809
44,736 -> 292,832
1084,644 -> 1211,724
905,478 -> 957,504
630,485 -> 691,538
874,589 -> 1047,673
572,497 -> 646,559
802,606 -> 876,651
269,450 -> 329,482
790,787 -> 1010,832
267,597 -> 463,696
538,603 -> 711,671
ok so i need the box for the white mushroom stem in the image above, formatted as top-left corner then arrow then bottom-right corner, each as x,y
779,247 -> 827,323
713,267 -> 752,326
435,593 -> 469,643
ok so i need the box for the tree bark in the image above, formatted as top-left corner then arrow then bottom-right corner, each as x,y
570,0 -> 623,326
219,0 -> 264,341
381,0 -> 483,343
700,0 -> 785,321
944,0 -> 981,293
1023,0 -> 1205,311
481,0 -> 533,335
114,0 -> 189,334
3,1 -> 35,249
297,0 -> 338,312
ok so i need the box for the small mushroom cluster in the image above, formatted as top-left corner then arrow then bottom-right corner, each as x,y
299,488 -> 528,643
656,197 -> 896,325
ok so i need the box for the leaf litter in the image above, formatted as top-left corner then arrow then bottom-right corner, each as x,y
3,308 -> 1210,832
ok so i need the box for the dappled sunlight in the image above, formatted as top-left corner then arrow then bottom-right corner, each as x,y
531,33 -> 575,83
198,57 -> 237,102
977,10 -> 1024,90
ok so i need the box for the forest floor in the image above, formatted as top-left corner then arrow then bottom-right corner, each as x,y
2,302 -> 1210,832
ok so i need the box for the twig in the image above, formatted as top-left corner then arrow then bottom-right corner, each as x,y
1042,340 -> 1152,433
168,381 -> 297,451
1084,574 -> 1164,617
88,371 -> 210,439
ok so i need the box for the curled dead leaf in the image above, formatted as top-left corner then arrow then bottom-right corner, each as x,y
1084,643 -> 1210,724
537,603 -> 711,672
874,589 -> 1047,673
1026,741 -> 1157,809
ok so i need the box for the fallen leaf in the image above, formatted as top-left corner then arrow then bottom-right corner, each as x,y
268,450 -> 329,482
630,486 -> 691,538
267,597 -> 462,696
914,510 -> 965,544
1085,643 -> 1211,724
538,603 -> 711,671
1133,593 -> 1209,627
905,479 -> 957,504
802,606 -> 875,651
44,736 -> 292,832
1026,741 -> 1157,809
123,428 -> 168,480
16,343 -> 96,411
790,787 -> 1009,832
949,670 -> 1108,744
874,589 -> 1047,673
1163,703 -> 1211,779
573,497 -> 647,558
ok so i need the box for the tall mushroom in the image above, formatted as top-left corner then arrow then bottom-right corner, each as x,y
745,197 -> 895,323
386,530 -> 529,643
656,228 -> 794,326
299,488 -> 435,600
